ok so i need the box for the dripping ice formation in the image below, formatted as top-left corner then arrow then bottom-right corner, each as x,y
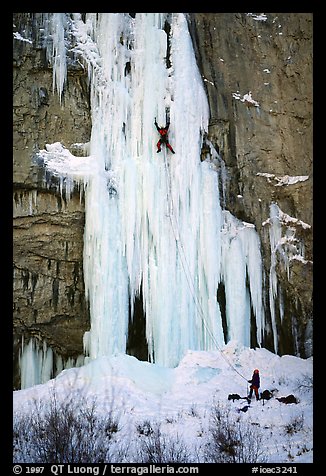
263,203 -> 311,354
220,211 -> 264,347
80,12 -> 225,366
33,13 -> 265,375
19,336 -> 84,389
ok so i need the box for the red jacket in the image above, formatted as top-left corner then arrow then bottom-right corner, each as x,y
249,372 -> 260,388
158,128 -> 168,136
155,120 -> 169,141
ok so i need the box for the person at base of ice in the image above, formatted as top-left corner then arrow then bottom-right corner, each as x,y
248,368 -> 260,401
154,118 -> 175,154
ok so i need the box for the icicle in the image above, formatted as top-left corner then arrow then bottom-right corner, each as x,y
220,211 -> 264,347
43,13 -> 68,102
263,202 -> 310,353
55,354 -> 64,375
36,142 -> 91,201
267,203 -> 282,353
19,336 -> 84,389
220,212 -> 250,345
20,337 -> 54,389
242,223 -> 265,346
41,341 -> 54,384
205,139 -> 228,208
13,190 -> 38,217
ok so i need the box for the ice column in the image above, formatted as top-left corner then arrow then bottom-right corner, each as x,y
42,13 -> 69,101
19,337 -> 85,389
77,13 -> 226,366
39,13 -> 265,369
220,211 -> 264,347
20,337 -> 53,389
264,202 -> 310,353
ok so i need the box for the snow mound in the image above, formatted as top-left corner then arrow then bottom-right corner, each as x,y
13,342 -> 313,463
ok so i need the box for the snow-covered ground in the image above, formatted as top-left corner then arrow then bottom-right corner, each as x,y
13,341 -> 313,463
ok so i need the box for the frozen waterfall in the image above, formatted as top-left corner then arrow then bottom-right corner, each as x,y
24,13 -> 265,382
79,12 -> 225,366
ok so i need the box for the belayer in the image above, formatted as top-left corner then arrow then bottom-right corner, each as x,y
154,118 -> 175,154
248,369 -> 260,401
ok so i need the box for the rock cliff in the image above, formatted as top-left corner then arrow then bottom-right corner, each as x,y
188,13 -> 312,357
13,13 -> 312,388
13,13 -> 92,388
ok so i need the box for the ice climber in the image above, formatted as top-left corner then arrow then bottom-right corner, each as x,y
154,118 -> 175,154
248,369 -> 260,401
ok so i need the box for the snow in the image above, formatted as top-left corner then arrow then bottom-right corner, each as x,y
13,341 -> 313,463
203,77 -> 215,86
247,13 -> 268,22
13,31 -> 33,44
257,172 -> 310,187
243,91 -> 260,107
262,203 -> 311,230
14,12 -> 314,464
232,91 -> 260,107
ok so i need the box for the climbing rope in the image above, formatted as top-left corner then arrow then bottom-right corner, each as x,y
163,149 -> 248,384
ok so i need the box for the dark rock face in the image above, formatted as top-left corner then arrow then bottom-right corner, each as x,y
13,189 -> 88,351
12,13 -> 313,388
188,13 -> 312,357
13,13 -> 92,387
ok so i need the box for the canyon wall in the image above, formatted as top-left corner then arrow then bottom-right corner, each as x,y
12,13 -> 313,387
